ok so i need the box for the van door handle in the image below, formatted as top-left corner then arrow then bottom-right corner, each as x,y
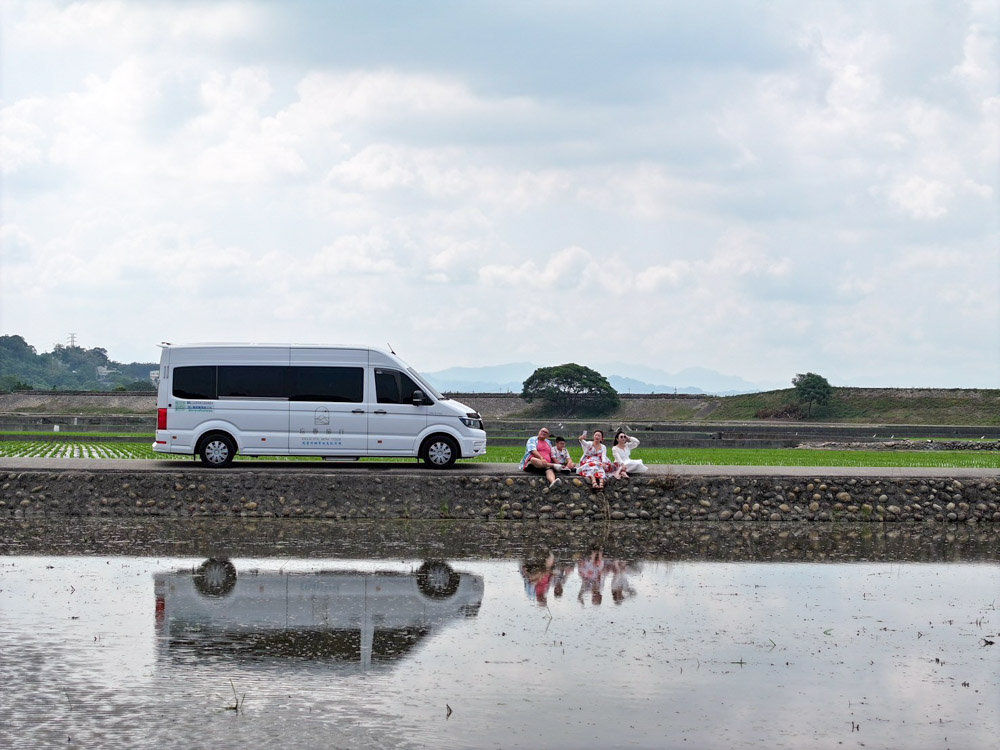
373,409 -> 387,414
352,409 -> 365,414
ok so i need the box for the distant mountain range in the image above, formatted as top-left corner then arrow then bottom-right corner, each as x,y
422,362 -> 768,396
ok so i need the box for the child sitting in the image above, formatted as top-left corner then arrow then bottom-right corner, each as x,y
550,436 -> 575,472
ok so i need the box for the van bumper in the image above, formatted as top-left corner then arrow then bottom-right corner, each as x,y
461,437 -> 487,458
152,440 -> 194,457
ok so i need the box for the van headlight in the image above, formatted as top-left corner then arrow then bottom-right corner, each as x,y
460,417 -> 483,430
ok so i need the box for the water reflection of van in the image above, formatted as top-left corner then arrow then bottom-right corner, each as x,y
154,559 -> 483,671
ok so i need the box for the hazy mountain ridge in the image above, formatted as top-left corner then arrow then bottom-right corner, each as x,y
422,362 -> 765,396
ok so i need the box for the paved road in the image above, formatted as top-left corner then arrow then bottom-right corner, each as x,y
1,457 -> 995,478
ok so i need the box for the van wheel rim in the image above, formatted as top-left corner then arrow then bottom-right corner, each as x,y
204,565 -> 228,587
428,442 -> 452,464
425,565 -> 451,592
205,441 -> 229,464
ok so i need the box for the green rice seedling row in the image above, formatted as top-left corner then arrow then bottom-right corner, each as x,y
471,445 -> 1000,468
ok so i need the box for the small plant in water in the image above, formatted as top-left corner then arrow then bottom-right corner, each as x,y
226,679 -> 245,713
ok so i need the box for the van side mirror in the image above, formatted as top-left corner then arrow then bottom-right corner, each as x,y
411,389 -> 424,406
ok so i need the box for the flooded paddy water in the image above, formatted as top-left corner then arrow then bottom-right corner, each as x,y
0,519 -> 997,749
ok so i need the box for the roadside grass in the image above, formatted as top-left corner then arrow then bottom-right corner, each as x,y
2,441 -> 997,468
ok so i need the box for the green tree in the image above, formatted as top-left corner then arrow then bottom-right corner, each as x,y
792,372 -> 833,416
0,334 -> 156,390
521,363 -> 620,416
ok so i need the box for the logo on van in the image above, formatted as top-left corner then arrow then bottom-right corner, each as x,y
175,400 -> 214,412
314,407 -> 330,426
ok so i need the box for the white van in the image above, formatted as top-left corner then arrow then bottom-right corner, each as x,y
152,343 -> 487,468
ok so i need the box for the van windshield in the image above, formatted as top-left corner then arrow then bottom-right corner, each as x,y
407,367 -> 446,400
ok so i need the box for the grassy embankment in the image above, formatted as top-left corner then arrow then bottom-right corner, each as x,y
2,440 -> 998,469
514,388 -> 1000,425
704,388 -> 1000,425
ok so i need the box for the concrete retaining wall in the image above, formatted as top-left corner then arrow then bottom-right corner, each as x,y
2,470 -> 997,523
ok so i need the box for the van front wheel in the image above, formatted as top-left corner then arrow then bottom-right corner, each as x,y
198,433 -> 236,468
422,436 -> 458,469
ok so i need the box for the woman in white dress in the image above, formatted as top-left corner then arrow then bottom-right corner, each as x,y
612,430 -> 648,477
577,430 -> 621,490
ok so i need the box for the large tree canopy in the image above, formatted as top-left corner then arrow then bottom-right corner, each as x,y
792,372 -> 833,416
521,363 -> 620,416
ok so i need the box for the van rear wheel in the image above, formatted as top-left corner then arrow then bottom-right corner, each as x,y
198,433 -> 236,468
422,435 -> 458,469
416,560 -> 460,598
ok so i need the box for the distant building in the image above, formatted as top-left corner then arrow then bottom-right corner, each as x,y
96,365 -> 120,382
150,370 -> 160,386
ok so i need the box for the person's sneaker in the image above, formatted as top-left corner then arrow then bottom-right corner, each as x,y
550,478 -> 562,488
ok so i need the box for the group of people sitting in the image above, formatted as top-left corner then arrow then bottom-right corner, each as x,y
520,426 -> 648,490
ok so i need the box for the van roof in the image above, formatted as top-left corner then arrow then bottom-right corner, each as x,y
160,343 -> 388,353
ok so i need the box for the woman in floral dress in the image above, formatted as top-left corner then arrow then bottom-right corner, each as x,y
576,430 -> 620,490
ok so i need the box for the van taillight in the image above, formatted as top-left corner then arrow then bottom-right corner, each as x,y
157,408 -> 167,430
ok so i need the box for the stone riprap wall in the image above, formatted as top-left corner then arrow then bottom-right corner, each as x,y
2,470 -> 997,523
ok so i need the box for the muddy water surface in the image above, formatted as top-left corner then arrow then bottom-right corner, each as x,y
0,521 -> 997,749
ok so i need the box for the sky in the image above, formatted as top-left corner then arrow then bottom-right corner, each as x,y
1,0 -> 998,390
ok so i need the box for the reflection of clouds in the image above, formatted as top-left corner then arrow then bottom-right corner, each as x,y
2,556 -> 996,748
478,560 -> 997,748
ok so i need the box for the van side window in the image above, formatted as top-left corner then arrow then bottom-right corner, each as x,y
291,367 -> 364,402
173,366 -> 217,400
375,369 -> 431,404
375,369 -> 401,404
218,366 -> 287,399
399,371 -> 428,403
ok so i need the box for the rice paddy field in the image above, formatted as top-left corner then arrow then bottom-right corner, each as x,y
1,440 -> 998,468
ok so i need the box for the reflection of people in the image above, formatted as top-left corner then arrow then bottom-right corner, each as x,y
550,436 -> 575,472
612,430 -> 648,476
577,430 -> 619,489
520,551 -> 555,605
609,560 -> 638,604
577,547 -> 605,605
551,560 -> 575,598
520,427 -> 560,488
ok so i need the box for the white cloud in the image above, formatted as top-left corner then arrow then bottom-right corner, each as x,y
310,232 -> 401,275
886,176 -> 953,220
0,98 -> 49,173
480,246 -> 592,289
951,23 -> 999,96
12,0 -> 260,49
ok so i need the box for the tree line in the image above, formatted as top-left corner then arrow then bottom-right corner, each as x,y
0,333 -> 836,416
0,335 -> 157,392
520,362 -> 833,418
